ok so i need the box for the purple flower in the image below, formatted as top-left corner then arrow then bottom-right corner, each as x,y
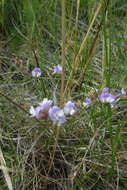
48,106 -> 66,126
64,101 -> 77,115
117,88 -> 126,95
29,98 -> 52,119
83,97 -> 92,108
99,88 -> 116,105
32,67 -> 42,77
52,65 -> 62,75
39,98 -> 53,112
102,88 -> 109,93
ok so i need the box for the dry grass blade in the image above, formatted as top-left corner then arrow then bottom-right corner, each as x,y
72,17 -> 103,92
64,2 -> 102,95
0,147 -> 13,190
75,0 -> 80,30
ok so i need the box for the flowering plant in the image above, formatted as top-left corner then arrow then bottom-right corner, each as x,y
30,67 -> 126,125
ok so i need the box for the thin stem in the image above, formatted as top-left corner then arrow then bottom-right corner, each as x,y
60,0 -> 66,107
75,0 -> 80,31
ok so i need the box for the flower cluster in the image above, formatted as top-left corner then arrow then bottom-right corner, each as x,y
32,65 -> 62,77
83,87 -> 126,108
29,98 -> 53,119
29,98 -> 77,126
30,66 -> 126,124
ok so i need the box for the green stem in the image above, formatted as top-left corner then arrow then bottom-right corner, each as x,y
60,0 -> 66,107
102,1 -> 115,171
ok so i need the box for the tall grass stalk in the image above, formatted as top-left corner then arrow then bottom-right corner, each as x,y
64,2 -> 102,96
72,15 -> 103,92
45,0 -> 66,187
75,0 -> 80,31
48,0 -> 66,177
60,0 -> 66,107
1,0 -> 5,28
102,1 -> 118,172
